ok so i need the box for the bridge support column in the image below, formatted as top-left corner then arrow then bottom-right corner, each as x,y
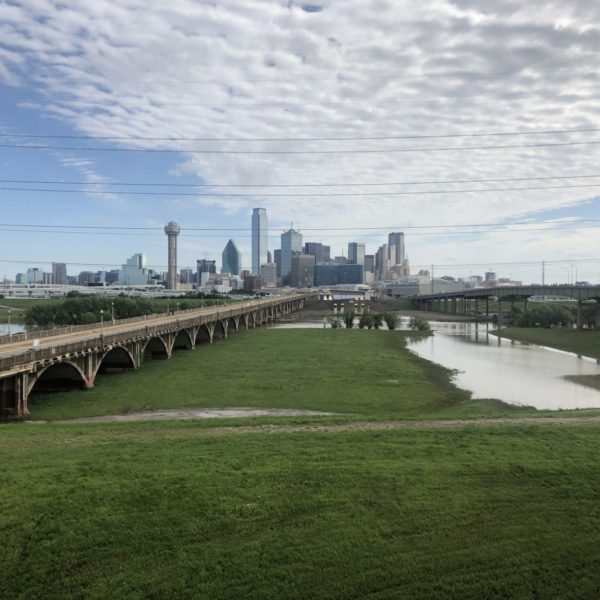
83,354 -> 96,389
497,299 -> 502,329
475,299 -> 479,316
486,298 -> 489,318
6,373 -> 30,418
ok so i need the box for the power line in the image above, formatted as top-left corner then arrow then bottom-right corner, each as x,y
2,126 -> 599,143
1,218 -> 599,232
2,139 -> 600,155
2,182 -> 600,198
1,257 -> 598,270
3,173 -> 600,188
0,225 -> 597,238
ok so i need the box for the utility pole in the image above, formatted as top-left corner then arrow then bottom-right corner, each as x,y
542,261 -> 545,286
431,264 -> 434,294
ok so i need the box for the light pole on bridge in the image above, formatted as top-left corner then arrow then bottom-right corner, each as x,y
7,308 -> 11,340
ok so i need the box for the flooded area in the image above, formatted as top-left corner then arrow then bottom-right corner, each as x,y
35,407 -> 336,424
0,323 -> 26,336
406,322 -> 600,410
271,317 -> 600,410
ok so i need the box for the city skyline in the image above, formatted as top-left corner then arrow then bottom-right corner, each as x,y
0,1 -> 599,284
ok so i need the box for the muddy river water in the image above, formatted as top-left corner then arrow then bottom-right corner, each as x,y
406,322 -> 600,410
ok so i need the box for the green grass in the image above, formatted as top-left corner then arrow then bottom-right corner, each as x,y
0,298 -> 63,323
27,329 -> 535,421
494,327 -> 600,360
379,298 -> 414,310
3,424 -> 600,599
6,326 -> 600,597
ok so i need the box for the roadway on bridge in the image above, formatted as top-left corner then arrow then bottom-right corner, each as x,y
0,308 -> 219,359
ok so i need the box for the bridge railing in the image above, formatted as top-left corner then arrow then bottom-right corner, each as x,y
0,295 -> 304,346
0,295 -> 306,371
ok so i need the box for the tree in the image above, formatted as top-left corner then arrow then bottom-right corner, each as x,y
383,312 -> 398,330
358,314 -> 373,329
328,316 -> 342,329
343,310 -> 355,329
372,313 -> 383,330
408,316 -> 430,331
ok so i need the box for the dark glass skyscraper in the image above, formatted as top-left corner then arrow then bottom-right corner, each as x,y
221,239 -> 241,275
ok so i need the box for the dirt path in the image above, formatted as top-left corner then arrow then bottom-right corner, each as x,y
28,408 -> 600,433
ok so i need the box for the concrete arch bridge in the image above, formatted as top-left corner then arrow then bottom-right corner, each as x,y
0,294 -> 307,419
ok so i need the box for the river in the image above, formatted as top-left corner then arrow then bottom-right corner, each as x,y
406,321 -> 600,410
271,318 -> 600,410
0,323 -> 26,336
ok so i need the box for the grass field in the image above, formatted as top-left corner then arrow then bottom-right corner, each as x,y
3,423 -> 600,599
0,298 -> 64,323
27,329 -> 534,422
5,327 -> 600,598
494,327 -> 600,360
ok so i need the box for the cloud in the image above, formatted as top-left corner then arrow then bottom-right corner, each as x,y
1,0 -> 599,279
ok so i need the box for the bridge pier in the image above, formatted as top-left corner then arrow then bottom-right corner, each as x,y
497,299 -> 502,329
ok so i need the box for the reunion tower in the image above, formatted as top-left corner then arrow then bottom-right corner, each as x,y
164,221 -> 181,289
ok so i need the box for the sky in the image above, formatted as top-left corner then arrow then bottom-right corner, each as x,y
1,0 -> 599,284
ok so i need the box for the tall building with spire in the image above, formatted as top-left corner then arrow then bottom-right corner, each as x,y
251,208 -> 268,276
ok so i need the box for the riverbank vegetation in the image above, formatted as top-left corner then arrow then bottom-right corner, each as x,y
22,295 -> 232,327
493,327 -> 600,360
3,423 -> 600,599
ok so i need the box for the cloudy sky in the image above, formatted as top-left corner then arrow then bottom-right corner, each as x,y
1,0 -> 599,283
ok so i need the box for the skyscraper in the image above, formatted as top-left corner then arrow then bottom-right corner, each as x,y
348,242 -> 366,283
388,232 -> 405,266
52,262 -> 67,285
348,242 -> 365,266
221,239 -> 241,275
304,242 -> 330,264
164,221 -> 181,289
281,228 -> 303,285
251,208 -> 268,276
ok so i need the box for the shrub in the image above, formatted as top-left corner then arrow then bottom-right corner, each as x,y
358,314 -> 373,329
328,316 -> 342,329
408,316 -> 431,331
383,312 -> 398,330
343,310 -> 355,329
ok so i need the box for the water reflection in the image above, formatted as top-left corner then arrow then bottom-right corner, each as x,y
406,322 -> 600,410
0,323 -> 26,336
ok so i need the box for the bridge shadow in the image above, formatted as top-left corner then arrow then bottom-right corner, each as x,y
30,363 -> 87,399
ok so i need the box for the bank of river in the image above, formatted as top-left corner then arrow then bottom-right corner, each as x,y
271,318 -> 600,410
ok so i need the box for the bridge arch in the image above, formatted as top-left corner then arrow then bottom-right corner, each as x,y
172,329 -> 194,351
142,336 -> 170,361
227,317 -> 238,334
213,320 -> 227,340
95,346 -> 136,379
29,361 -> 88,397
196,324 -> 212,345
